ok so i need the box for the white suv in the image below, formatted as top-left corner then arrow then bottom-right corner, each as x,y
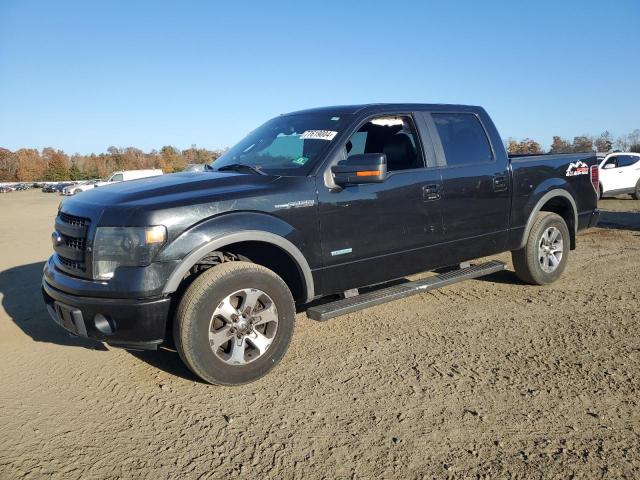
598,152 -> 640,199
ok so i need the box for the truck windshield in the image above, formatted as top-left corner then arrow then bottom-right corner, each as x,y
213,113 -> 352,176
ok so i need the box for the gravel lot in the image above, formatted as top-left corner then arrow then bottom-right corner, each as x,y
1,190 -> 639,479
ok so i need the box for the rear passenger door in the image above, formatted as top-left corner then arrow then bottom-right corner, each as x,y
424,111 -> 511,262
617,155 -> 640,191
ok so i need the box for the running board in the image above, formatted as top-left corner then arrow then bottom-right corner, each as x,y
306,260 -> 506,322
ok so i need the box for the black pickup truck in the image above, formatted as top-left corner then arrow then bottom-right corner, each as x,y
43,104 -> 600,384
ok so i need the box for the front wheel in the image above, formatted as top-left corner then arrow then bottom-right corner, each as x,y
512,212 -> 570,285
174,261 -> 295,385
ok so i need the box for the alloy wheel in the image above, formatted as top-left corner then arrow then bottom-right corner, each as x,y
208,288 -> 279,365
538,226 -> 564,273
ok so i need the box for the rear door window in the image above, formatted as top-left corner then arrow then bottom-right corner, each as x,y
618,155 -> 639,168
432,113 -> 493,167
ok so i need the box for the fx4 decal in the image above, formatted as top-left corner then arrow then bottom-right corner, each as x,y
566,161 -> 589,176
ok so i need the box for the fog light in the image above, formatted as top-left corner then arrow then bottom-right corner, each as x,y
94,314 -> 115,335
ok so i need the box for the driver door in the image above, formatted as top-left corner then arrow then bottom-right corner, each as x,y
600,156 -> 623,192
317,113 -> 444,294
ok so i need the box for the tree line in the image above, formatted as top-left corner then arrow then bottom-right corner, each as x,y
2,129 -> 640,182
506,129 -> 640,155
0,145 -> 226,182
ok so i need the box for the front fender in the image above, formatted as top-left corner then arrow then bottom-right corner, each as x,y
158,211 -> 314,301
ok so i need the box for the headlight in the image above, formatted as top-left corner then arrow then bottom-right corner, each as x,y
93,226 -> 167,280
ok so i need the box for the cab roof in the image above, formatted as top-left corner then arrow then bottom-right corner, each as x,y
284,103 -> 484,116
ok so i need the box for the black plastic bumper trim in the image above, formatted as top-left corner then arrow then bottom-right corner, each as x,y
42,280 -> 172,344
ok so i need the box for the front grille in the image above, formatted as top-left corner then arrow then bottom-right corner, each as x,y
57,255 -> 85,271
59,212 -> 90,227
65,237 -> 85,250
54,212 -> 91,276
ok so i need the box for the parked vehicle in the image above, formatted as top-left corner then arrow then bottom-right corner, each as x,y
55,182 -> 75,194
43,103 -> 600,385
42,183 -> 58,193
0,185 -> 14,193
598,152 -> 640,199
61,180 -> 101,196
94,169 -> 163,188
183,163 -> 208,172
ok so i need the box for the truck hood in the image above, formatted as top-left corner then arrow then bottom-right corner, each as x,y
61,171 -> 282,228
66,171 -> 276,206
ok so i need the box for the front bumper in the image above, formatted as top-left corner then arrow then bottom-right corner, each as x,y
42,279 -> 171,350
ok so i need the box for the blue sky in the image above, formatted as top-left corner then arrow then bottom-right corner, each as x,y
1,0 -> 638,153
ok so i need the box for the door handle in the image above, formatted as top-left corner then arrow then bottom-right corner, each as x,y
422,184 -> 441,201
493,175 -> 508,192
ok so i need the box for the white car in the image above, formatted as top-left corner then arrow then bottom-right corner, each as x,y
598,152 -> 640,199
94,169 -> 163,188
61,180 -> 100,196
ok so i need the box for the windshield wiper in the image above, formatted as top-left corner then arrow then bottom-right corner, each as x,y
216,164 -> 265,175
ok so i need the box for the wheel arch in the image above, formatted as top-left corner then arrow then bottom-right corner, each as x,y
163,230 -> 315,303
519,189 -> 578,250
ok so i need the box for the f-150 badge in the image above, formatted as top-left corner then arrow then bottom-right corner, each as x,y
565,161 -> 589,176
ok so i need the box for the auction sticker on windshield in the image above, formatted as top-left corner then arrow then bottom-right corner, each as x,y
300,130 -> 338,141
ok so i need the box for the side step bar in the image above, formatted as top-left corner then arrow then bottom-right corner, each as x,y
306,260 -> 506,322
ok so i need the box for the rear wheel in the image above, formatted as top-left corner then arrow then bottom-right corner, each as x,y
512,212 -> 570,285
173,261 -> 295,385
632,180 -> 640,200
74,189 -> 82,195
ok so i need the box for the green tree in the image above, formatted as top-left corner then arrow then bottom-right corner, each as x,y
42,148 -> 70,181
68,163 -> 82,180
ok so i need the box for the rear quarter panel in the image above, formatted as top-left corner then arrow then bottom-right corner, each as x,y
509,153 -> 598,248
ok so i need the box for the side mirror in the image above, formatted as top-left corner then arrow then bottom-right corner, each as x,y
331,153 -> 387,185
603,163 -> 615,169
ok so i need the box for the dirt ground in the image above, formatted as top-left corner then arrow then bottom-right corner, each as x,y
0,190 -> 639,479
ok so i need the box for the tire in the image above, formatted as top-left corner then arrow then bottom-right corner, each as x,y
173,261 -> 295,385
632,180 -> 640,200
599,184 -> 604,200
512,212 -> 570,285
74,189 -> 82,195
